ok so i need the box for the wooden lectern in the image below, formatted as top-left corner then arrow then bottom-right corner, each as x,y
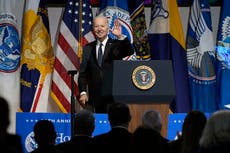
102,60 -> 175,137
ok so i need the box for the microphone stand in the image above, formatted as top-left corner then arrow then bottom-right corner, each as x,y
67,70 -> 78,138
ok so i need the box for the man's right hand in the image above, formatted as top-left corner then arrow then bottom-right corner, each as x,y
79,94 -> 88,107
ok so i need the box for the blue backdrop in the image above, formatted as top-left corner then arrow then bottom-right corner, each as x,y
16,113 -> 110,153
16,112 -> 211,153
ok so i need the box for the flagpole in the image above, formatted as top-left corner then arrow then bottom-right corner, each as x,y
77,0 -> 83,63
67,70 -> 78,138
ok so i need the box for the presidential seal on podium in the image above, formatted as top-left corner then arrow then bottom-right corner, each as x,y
132,65 -> 156,90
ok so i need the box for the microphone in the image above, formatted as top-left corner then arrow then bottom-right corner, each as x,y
67,70 -> 78,75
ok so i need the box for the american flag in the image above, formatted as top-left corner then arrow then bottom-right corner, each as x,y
51,0 -> 95,112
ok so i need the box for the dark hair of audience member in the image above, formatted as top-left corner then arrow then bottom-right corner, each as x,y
55,109 -> 95,153
0,97 -> 10,134
180,110 -> 207,153
31,119 -> 64,153
0,97 -> 23,153
107,102 -> 131,127
92,102 -> 133,153
33,120 -> 57,146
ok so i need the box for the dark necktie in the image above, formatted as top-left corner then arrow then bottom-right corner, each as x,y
98,43 -> 103,66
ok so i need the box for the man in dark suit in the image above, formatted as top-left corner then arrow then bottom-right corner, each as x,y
78,16 -> 134,113
132,109 -> 170,153
0,97 -> 23,153
92,102 -> 133,153
31,120 -> 63,153
55,109 -> 95,153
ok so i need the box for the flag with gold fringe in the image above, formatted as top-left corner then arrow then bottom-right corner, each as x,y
20,0 -> 54,112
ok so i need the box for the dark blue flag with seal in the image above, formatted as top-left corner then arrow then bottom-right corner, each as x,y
216,0 -> 230,110
186,0 -> 217,112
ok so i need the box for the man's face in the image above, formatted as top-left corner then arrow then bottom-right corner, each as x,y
93,17 -> 109,41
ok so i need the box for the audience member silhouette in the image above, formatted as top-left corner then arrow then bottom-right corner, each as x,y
31,119 -> 63,153
55,109 -> 95,153
142,109 -> 169,142
132,109 -> 169,153
169,110 -> 207,153
0,97 -> 23,153
92,102 -> 133,153
199,110 -> 230,153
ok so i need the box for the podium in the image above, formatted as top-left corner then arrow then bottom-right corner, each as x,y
102,60 -> 175,137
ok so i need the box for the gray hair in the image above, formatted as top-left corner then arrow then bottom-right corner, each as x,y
142,109 -> 162,132
93,15 -> 109,26
199,110 -> 230,148
74,109 -> 95,136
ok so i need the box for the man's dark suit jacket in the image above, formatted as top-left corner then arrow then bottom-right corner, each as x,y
55,136 -> 93,153
0,133 -> 23,153
78,37 -> 134,113
133,126 -> 170,153
92,127 -> 134,153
